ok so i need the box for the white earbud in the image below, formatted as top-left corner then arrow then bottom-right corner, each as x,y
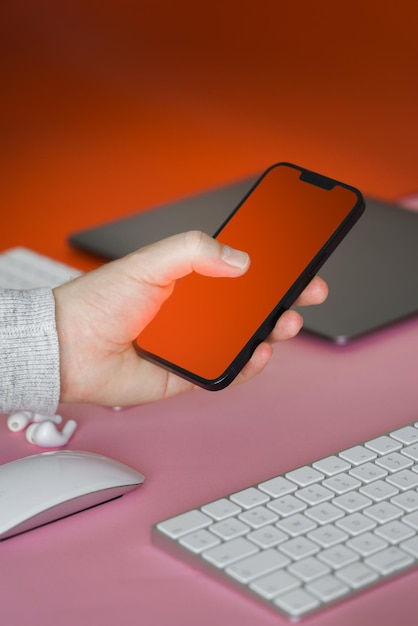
7,411 -> 33,432
7,411 -> 62,432
25,419 -> 78,448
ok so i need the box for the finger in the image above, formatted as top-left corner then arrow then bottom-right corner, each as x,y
231,309 -> 305,386
293,275 -> 328,306
232,342 -> 273,386
123,230 -> 250,287
267,309 -> 304,343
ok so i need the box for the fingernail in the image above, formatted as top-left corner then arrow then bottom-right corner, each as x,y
221,245 -> 250,269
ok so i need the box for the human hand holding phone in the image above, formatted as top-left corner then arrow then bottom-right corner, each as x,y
54,229 -> 328,407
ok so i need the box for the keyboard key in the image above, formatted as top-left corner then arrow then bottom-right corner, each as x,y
304,502 -> 344,525
313,455 -> 351,476
210,518 -> 250,540
374,520 -> 415,544
401,443 -> 418,462
400,536 -> 418,557
157,509 -> 212,538
267,494 -> 307,517
279,537 -> 319,560
202,537 -> 258,567
364,502 -> 403,524
340,445 -> 377,466
333,491 -> 372,513
286,466 -> 324,486
349,462 -> 387,483
386,469 -> 418,491
360,479 -> 399,502
288,556 -> 330,582
238,505 -> 278,529
230,487 -> 269,509
295,484 -> 334,505
390,426 -> 418,445
322,473 -> 361,494
306,574 -> 349,601
276,513 -> 317,537
336,561 -> 378,589
250,569 -> 300,599
365,546 -> 414,575
365,435 -> 402,455
336,512 -> 376,536
375,452 -> 413,473
403,511 -> 418,530
346,532 -> 388,556
308,524 -> 348,548
201,498 -> 241,520
226,548 -> 289,583
179,529 -> 221,553
258,476 -> 297,498
318,544 -> 359,569
391,490 -> 418,512
273,588 -> 319,617
247,525 -> 288,548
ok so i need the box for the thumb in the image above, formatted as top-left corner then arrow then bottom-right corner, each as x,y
123,230 -> 250,287
56,230 -> 251,342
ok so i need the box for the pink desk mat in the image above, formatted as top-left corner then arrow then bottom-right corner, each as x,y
1,314 -> 418,626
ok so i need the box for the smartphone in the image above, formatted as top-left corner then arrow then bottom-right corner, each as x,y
133,162 -> 365,390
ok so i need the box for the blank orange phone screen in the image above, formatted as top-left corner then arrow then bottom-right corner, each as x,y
134,163 -> 364,389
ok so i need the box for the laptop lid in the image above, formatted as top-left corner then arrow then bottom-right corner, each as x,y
294,196 -> 418,343
69,177 -> 259,260
69,179 -> 418,343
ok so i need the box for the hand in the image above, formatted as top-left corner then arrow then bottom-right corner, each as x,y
54,231 -> 328,406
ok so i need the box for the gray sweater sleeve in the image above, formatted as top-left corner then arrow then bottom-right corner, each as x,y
0,288 -> 60,416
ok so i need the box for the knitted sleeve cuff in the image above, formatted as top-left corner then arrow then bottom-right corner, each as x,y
0,288 -> 60,415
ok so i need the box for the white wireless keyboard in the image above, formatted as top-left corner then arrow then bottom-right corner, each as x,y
0,247 -> 81,289
153,421 -> 418,619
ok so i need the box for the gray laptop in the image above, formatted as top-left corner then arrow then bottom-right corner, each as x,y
69,177 -> 418,344
69,177 -> 260,259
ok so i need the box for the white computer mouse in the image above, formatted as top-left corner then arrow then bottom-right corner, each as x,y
0,450 -> 144,540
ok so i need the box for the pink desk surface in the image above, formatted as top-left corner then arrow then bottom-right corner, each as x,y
1,315 -> 417,626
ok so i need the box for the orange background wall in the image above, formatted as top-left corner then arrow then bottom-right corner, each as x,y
1,0 -> 417,271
